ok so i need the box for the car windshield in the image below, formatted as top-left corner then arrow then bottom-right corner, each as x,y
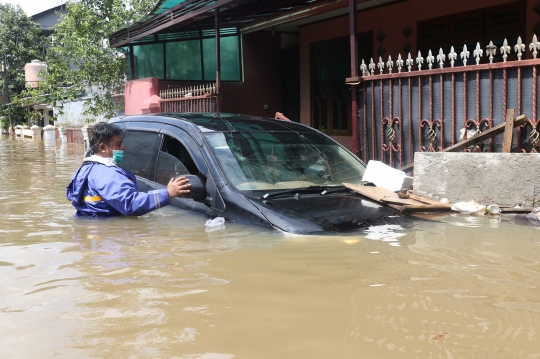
205,131 -> 365,191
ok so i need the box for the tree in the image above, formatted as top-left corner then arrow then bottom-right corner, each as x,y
24,0 -> 157,122
0,3 -> 45,131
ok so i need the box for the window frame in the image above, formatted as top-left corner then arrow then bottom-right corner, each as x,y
310,31 -> 373,136
310,36 -> 351,136
154,139 -> 191,186
120,123 -> 162,181
121,29 -> 243,82
151,124 -> 209,184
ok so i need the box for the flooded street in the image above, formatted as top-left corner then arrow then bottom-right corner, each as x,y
2,136 -> 540,359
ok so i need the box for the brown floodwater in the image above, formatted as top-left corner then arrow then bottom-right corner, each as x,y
1,135 -> 540,359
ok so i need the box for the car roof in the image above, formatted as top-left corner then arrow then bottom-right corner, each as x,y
109,112 -> 317,133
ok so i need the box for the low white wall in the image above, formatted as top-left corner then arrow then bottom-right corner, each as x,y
55,96 -> 125,127
55,99 -> 97,127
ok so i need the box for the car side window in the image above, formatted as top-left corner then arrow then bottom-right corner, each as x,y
155,134 -> 198,186
121,130 -> 159,179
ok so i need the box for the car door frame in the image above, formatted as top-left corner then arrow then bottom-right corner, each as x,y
111,117 -> 226,217
150,124 -> 217,216
156,124 -> 209,179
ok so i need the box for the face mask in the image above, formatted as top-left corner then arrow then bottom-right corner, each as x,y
104,144 -> 124,164
112,149 -> 124,164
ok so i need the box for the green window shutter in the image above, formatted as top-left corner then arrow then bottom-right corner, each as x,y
220,36 -> 241,82
202,38 -> 216,81
166,40 -> 202,80
133,43 -> 164,79
203,36 -> 241,81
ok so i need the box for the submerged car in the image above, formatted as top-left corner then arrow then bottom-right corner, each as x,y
108,113 -> 400,234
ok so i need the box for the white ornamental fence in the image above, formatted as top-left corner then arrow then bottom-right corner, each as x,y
159,83 -> 217,113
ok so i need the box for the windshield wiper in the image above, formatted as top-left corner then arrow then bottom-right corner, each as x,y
261,185 -> 348,199
320,187 -> 351,195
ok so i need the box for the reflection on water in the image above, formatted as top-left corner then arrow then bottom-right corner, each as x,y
1,135 -> 540,358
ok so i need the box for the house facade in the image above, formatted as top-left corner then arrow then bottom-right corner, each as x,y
28,5 -> 67,127
31,4 -> 65,37
110,0 -> 540,165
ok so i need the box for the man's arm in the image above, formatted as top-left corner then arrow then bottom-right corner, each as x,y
91,167 -> 191,216
91,167 -> 169,216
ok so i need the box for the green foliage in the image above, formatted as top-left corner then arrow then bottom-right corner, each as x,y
0,3 -> 45,127
24,0 -> 157,120
0,104 -> 29,130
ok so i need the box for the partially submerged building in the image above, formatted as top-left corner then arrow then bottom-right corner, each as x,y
110,0 -> 540,168
28,5 -> 66,127
30,4 -> 121,128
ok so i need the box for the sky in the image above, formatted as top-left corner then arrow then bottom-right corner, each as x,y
0,0 -> 65,16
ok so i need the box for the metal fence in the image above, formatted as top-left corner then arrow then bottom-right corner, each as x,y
159,83 -> 217,113
356,35 -> 540,169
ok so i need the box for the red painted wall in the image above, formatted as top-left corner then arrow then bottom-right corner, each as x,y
299,0 -> 537,149
159,31 -> 282,118
125,77 -> 160,115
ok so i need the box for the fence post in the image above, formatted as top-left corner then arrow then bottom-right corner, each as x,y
502,109 -> 516,153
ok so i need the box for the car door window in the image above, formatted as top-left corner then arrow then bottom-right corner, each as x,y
155,134 -> 198,186
121,130 -> 159,179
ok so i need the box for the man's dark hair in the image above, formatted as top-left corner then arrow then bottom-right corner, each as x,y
89,122 -> 122,154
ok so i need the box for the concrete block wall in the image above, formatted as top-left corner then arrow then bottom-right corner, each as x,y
413,153 -> 540,208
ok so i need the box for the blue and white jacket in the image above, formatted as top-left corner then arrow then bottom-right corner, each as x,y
66,155 -> 169,217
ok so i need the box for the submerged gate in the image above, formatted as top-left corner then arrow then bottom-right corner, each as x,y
356,36 -> 540,170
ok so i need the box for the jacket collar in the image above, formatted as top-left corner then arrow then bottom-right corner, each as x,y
83,155 -> 118,167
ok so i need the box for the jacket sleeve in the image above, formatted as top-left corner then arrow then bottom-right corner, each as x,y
90,166 -> 170,216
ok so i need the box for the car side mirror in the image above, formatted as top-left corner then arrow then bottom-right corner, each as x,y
176,174 -> 206,201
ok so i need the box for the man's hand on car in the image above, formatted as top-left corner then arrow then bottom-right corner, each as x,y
167,176 -> 191,199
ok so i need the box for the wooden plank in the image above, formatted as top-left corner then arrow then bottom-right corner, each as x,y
380,196 -> 414,205
430,114 -> 528,152
343,183 -> 397,202
400,162 -> 414,173
343,183 -> 452,213
408,193 -> 442,205
502,108 -> 515,153
399,114 -> 529,172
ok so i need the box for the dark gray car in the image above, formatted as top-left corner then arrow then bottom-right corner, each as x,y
109,112 -> 400,233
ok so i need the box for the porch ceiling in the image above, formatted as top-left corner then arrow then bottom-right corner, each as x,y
110,0 -> 334,47
110,0 -> 402,48
264,0 -> 403,34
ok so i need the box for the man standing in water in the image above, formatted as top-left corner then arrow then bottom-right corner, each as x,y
67,122 -> 191,217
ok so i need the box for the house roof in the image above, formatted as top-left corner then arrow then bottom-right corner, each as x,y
30,4 -> 66,19
144,0 -> 189,19
110,0 -> 403,48
31,4 -> 67,36
109,0 -> 346,48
